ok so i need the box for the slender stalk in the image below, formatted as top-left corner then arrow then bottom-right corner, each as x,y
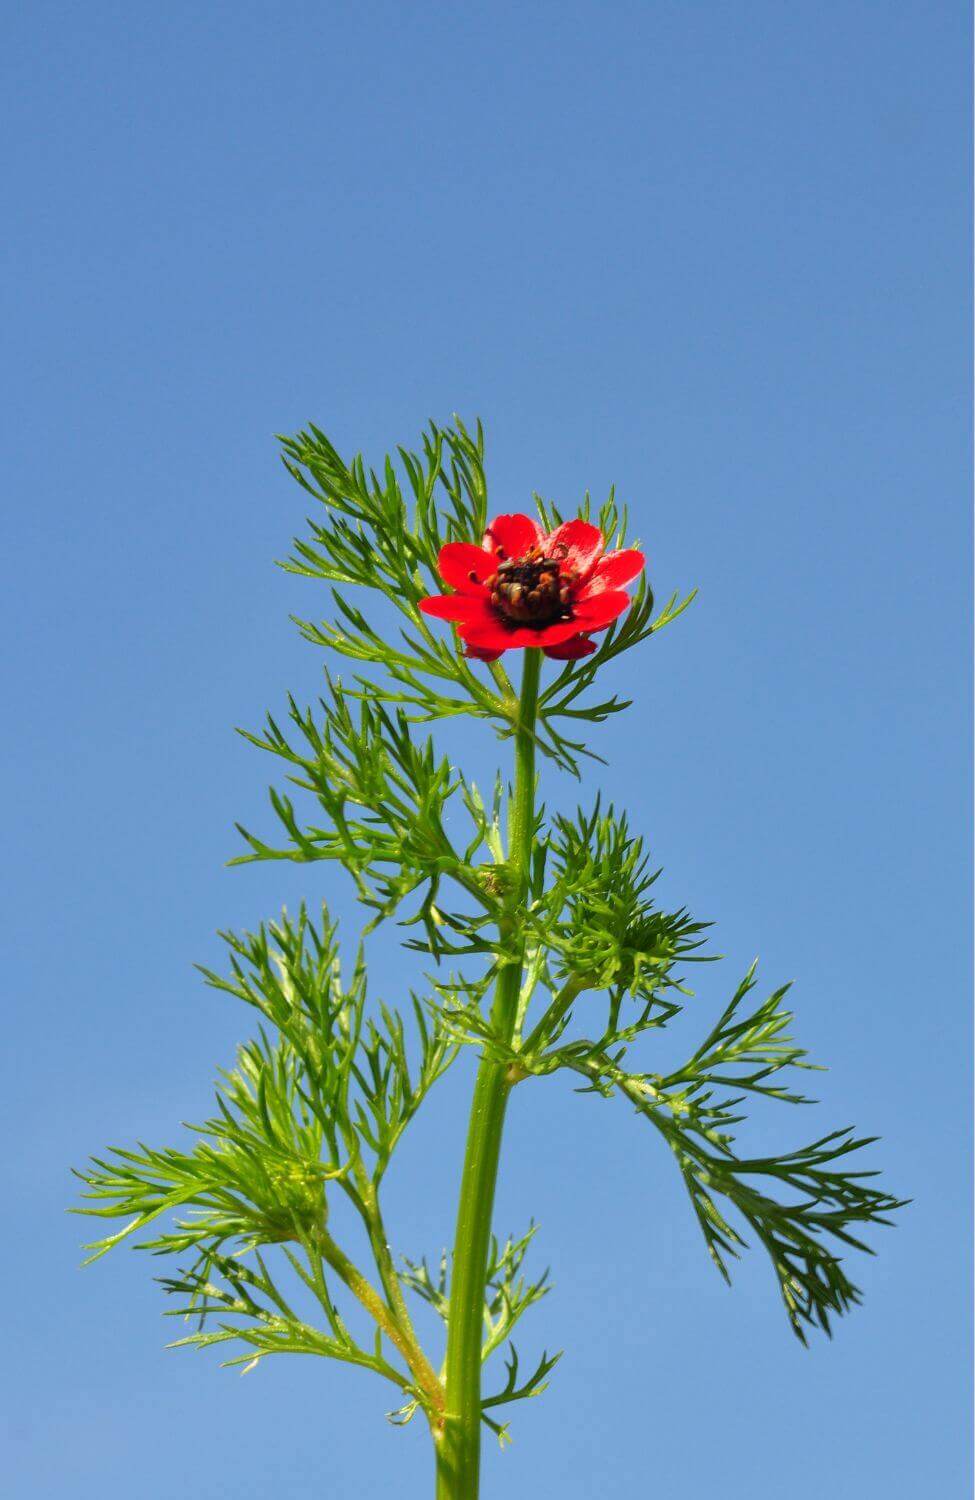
359,1182 -> 441,1396
436,649 -> 542,1498
318,1226 -> 444,1422
520,973 -> 588,1056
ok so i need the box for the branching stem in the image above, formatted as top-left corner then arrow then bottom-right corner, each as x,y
318,1226 -> 445,1423
521,972 -> 589,1056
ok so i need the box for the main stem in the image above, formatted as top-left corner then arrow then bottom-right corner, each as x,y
435,648 -> 541,1499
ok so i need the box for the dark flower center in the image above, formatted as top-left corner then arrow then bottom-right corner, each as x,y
489,549 -> 574,626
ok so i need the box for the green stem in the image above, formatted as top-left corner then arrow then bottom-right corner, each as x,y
435,649 -> 542,1499
361,1183 -> 435,1380
520,973 -> 588,1057
318,1226 -> 444,1423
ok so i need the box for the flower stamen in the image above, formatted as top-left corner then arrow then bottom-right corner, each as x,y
489,548 -> 571,626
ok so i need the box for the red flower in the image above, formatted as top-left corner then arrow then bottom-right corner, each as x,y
419,514 -> 645,662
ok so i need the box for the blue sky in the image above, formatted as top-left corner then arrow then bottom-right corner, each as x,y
2,3 -> 970,1496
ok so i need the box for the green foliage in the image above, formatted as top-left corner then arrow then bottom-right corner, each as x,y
526,964 -> 905,1341
75,906 -> 452,1420
75,418 -> 901,1463
402,1225 -> 558,1447
231,683 -> 501,950
403,1223 -> 551,1363
535,801 -> 712,1005
77,1029 -> 331,1262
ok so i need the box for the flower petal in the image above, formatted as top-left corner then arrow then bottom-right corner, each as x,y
463,643 -> 506,662
459,616 -> 582,650
483,513 -> 543,560
419,594 -> 494,623
437,543 -> 497,594
543,634 -> 597,660
584,548 -> 645,593
572,589 -> 631,630
543,519 -> 604,578
456,622 -> 513,649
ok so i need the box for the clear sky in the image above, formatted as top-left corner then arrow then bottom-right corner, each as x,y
2,3 -> 970,1497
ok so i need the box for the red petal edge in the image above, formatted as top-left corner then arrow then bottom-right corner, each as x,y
543,635 -> 597,660
419,594 -> 494,623
463,643 -> 506,662
583,548 -> 645,594
543,518 -> 604,578
483,513 -> 543,560
572,590 -> 630,630
459,616 -> 582,650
